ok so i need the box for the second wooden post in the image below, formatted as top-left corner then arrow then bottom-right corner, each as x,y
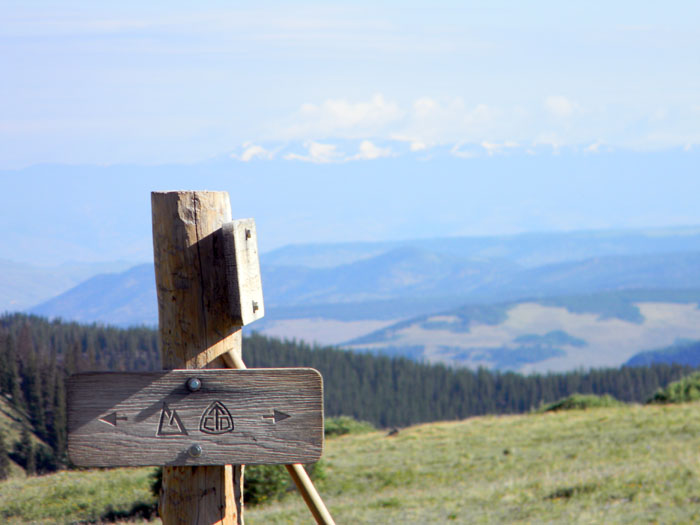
152,191 -> 244,524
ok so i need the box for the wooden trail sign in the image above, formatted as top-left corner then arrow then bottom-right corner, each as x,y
67,368 -> 324,467
65,191 -> 337,524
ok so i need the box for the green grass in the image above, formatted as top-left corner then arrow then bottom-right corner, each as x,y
538,393 -> 625,412
247,403 -> 700,523
648,371 -> 700,404
5,404 -> 700,523
324,415 -> 375,437
0,467 -> 157,524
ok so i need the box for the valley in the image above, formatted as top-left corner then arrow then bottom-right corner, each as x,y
9,226 -> 700,372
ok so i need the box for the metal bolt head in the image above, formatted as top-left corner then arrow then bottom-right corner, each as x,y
186,377 -> 201,392
188,444 -> 203,458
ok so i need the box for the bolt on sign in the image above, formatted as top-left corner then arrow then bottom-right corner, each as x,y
67,368 -> 324,467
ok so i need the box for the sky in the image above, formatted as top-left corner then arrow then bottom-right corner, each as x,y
1,2 -> 699,264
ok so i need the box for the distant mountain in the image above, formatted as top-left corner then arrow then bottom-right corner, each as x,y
263,226 -> 700,268
626,340 -> 700,367
30,264 -> 157,326
467,252 -> 700,302
25,256 -> 700,374
263,246 -> 520,305
344,290 -> 700,373
26,246 -> 700,333
0,259 -> 136,313
27,248 -> 519,326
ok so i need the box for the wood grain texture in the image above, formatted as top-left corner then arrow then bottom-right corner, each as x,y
160,465 -> 236,525
221,351 -> 336,525
67,369 -> 324,467
152,191 -> 242,524
222,220 -> 264,326
151,191 -> 239,369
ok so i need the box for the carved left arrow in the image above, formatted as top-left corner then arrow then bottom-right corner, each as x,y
99,412 -> 128,427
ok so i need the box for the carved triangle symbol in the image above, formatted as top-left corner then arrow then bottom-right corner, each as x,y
156,403 -> 188,437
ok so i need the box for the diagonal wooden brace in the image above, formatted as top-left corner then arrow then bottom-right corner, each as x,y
222,351 -> 336,525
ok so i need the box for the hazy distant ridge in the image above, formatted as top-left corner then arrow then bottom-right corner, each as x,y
21,226 -> 700,372
263,226 -> 700,268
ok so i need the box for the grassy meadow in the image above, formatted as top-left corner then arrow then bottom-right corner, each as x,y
3,402 -> 700,523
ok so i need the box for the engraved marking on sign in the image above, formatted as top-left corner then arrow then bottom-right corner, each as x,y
262,409 -> 291,424
156,403 -> 188,436
200,401 -> 234,434
99,412 -> 128,427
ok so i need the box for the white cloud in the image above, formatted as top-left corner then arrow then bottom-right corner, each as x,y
584,141 -> 602,153
389,133 -> 432,152
450,143 -> 480,159
413,97 -> 439,117
352,140 -> 392,160
282,94 -> 402,139
398,98 -> 506,150
268,94 -> 695,161
283,141 -> 344,163
544,95 -> 578,118
282,139 -> 393,163
449,140 -> 519,159
231,142 -> 274,161
534,132 -> 563,148
481,140 -> 519,156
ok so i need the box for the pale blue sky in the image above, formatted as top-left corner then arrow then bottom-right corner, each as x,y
1,2 -> 699,264
2,2 -> 699,166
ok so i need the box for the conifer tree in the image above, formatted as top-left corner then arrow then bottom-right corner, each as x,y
2,334 -> 25,409
65,341 -> 81,375
0,430 -> 10,480
0,332 -> 7,393
15,427 -> 35,475
50,377 -> 67,461
23,349 -> 47,441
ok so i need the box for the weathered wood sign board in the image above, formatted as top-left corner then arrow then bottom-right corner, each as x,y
67,368 -> 323,467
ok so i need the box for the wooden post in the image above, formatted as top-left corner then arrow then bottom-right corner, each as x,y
152,191 -> 244,525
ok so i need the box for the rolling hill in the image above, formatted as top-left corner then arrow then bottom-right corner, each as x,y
262,225 -> 700,268
30,264 -> 157,326
28,249 -> 700,325
344,290 -> 700,372
0,259 -> 135,313
21,227 -> 700,371
5,402 -> 700,524
626,339 -> 700,367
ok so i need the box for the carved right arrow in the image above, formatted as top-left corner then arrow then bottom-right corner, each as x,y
263,409 -> 291,423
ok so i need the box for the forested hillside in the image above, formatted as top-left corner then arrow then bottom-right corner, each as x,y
626,339 -> 700,367
0,313 -> 695,478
